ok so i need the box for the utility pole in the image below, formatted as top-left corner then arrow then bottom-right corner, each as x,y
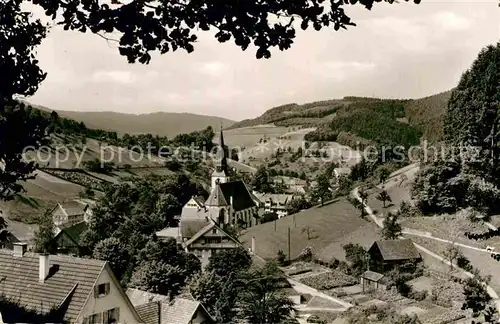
288,227 -> 291,263
274,219 -> 276,231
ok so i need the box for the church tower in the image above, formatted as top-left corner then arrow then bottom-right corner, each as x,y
211,126 -> 230,189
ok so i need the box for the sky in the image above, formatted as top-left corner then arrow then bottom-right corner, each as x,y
28,0 -> 500,121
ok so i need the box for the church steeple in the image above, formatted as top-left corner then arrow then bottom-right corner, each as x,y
212,124 -> 229,189
215,125 -> 228,175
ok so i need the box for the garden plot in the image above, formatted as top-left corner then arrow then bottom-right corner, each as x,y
299,271 -> 358,291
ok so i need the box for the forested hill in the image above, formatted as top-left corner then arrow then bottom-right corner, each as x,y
26,102 -> 235,138
228,91 -> 453,145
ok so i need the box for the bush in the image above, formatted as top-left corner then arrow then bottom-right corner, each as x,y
409,290 -> 428,301
277,250 -> 288,266
456,254 -> 474,272
329,258 -> 340,269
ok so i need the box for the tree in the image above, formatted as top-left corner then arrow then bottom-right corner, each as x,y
33,210 -> 57,254
287,196 -> 312,214
381,212 -> 402,240
237,263 -> 295,324
301,226 -> 315,240
444,43 -> 500,182
378,167 -> 391,184
462,272 -> 492,318
93,237 -> 130,280
0,211 -> 10,247
261,212 -> 279,224
442,244 -> 460,275
190,271 -> 239,323
376,189 -> 392,208
312,172 -> 332,206
130,261 -> 187,299
252,166 -> 273,193
205,247 -> 252,277
343,243 -> 367,277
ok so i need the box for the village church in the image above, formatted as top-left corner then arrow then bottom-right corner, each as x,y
157,128 -> 259,267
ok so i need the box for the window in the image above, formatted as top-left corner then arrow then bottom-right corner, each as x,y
103,308 -> 120,324
94,283 -> 110,298
212,228 -> 217,234
86,313 -> 101,324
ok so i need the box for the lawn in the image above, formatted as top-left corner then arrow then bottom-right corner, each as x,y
240,198 -> 378,261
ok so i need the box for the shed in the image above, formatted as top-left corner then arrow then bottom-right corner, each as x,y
361,271 -> 389,292
368,239 -> 421,272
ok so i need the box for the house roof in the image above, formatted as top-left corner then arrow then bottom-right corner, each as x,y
205,185 -> 228,207
57,221 -> 88,244
180,207 -> 209,221
4,219 -> 37,242
135,302 -> 160,324
156,227 -> 180,239
126,288 -> 214,324
0,249 -> 105,322
362,270 -> 385,282
206,181 -> 256,212
180,220 -> 211,238
161,298 -> 203,324
183,221 -> 239,248
254,193 -> 294,205
126,288 -> 170,305
58,201 -> 89,216
193,195 -> 206,206
370,239 -> 421,261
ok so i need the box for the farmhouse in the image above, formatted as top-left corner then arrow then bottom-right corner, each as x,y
182,220 -> 241,267
254,193 -> 296,218
51,199 -> 93,229
0,243 -> 142,323
368,239 -> 421,273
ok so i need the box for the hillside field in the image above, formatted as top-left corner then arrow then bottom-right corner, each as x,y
240,198 -> 380,262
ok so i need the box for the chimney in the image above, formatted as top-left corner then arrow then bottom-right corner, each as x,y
13,242 -> 27,257
39,253 -> 50,283
251,236 -> 256,254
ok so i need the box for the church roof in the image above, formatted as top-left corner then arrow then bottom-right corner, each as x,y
205,185 -> 229,207
206,181 -> 256,212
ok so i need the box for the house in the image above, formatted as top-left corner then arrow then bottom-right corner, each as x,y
254,193 -> 296,218
361,271 -> 389,293
0,218 -> 37,250
53,221 -> 89,255
0,243 -> 142,323
368,239 -> 422,273
51,200 -> 93,229
126,288 -> 214,324
182,220 -> 241,267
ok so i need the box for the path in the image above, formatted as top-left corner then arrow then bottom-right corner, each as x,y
402,229 -> 500,255
287,278 -> 353,309
352,186 -> 500,315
